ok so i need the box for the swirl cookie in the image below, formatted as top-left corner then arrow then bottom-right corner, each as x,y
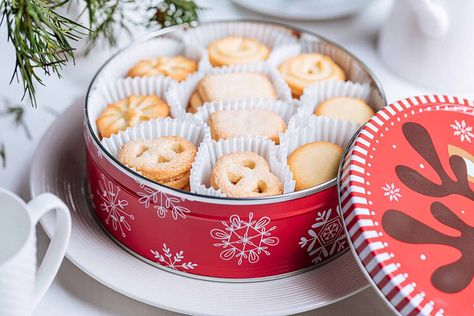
118,137 -> 197,189
211,151 -> 283,197
187,73 -> 277,113
127,56 -> 197,81
96,95 -> 170,138
208,109 -> 286,143
288,142 -> 343,191
279,53 -> 345,98
208,36 -> 270,67
315,97 -> 374,124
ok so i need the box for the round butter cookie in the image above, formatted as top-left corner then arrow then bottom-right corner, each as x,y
96,95 -> 169,138
315,97 -> 374,124
208,36 -> 270,67
288,141 -> 343,191
127,56 -> 197,81
279,53 -> 345,98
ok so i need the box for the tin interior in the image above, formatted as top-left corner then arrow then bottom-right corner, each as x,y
85,20 -> 387,205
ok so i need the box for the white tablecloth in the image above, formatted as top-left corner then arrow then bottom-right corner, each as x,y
0,0 -> 471,315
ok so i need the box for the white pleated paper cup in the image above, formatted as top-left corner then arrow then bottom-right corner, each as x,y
189,137 -> 295,197
288,80 -> 383,130
93,37 -> 207,85
193,97 -> 300,131
278,116 -> 360,162
181,21 -> 298,67
101,116 -> 211,159
165,62 -> 293,118
87,76 -> 176,137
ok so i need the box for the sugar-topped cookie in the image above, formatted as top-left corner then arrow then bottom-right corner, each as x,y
208,109 -> 286,143
118,137 -> 196,188
211,151 -> 283,197
187,73 -> 277,113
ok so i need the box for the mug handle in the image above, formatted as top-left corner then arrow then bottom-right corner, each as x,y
27,193 -> 71,308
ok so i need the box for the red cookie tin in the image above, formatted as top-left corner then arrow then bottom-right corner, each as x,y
339,95 -> 474,315
84,20 -> 386,280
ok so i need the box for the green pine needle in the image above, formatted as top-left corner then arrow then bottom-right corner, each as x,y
148,0 -> 203,28
0,0 -> 87,107
0,0 -> 201,107
82,0 -> 139,55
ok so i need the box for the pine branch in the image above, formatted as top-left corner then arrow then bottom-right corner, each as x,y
1,0 -> 202,106
82,0 -> 140,55
0,0 -> 86,107
147,0 -> 203,28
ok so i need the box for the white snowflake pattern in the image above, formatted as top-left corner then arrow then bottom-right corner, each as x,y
135,181 -> 190,220
210,212 -> 279,265
299,208 -> 346,264
150,243 -> 197,271
382,183 -> 402,202
97,174 -> 134,237
450,120 -> 473,143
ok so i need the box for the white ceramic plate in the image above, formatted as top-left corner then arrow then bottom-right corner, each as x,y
29,101 -> 368,315
231,0 -> 374,21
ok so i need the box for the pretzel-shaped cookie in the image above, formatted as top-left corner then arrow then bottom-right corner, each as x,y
211,151 -> 283,197
127,56 -> 197,81
118,137 -> 197,181
208,36 -> 270,67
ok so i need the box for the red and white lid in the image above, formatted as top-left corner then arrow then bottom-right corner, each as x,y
338,95 -> 474,316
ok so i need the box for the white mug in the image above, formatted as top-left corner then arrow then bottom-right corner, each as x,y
0,188 -> 71,316
378,0 -> 474,92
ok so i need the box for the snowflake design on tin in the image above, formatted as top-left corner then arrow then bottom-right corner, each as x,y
450,119 -> 473,143
382,183 -> 402,202
136,181 -> 190,220
210,212 -> 279,265
97,174 -> 134,237
299,208 -> 346,264
150,243 -> 197,271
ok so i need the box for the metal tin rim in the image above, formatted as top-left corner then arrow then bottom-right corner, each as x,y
85,19 -> 387,205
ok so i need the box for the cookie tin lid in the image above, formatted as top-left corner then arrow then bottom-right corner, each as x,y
338,95 -> 474,316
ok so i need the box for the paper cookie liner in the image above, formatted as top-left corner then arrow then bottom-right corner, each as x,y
165,62 -> 293,118
190,137 -> 295,197
288,80 -> 384,130
193,97 -> 301,128
87,76 -> 177,137
181,21 -> 298,68
101,115 -> 211,161
93,36 -> 208,85
278,116 -> 360,164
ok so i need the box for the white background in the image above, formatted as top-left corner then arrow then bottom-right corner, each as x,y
0,0 -> 471,315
